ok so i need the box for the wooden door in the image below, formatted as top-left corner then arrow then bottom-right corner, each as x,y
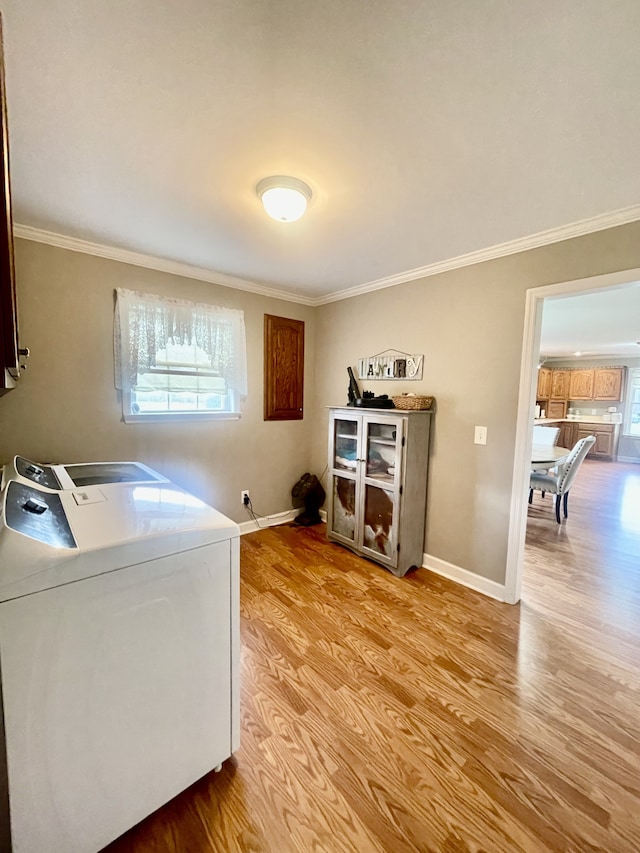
546,400 -> 566,419
576,426 -> 613,459
263,315 -> 304,420
537,367 -> 551,399
568,370 -> 594,400
550,370 -> 570,400
593,368 -> 624,401
558,422 -> 576,449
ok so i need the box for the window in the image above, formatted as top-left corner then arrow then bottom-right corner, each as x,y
625,368 -> 640,437
114,288 -> 247,422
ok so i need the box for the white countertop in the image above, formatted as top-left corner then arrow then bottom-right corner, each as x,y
535,415 -> 622,425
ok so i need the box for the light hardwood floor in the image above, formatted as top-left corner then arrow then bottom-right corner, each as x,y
104,460 -> 640,853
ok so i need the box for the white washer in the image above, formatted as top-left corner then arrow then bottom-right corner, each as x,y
0,477 -> 240,853
1,455 -> 170,493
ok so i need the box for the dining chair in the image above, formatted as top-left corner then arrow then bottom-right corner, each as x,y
528,435 -> 596,523
532,425 -> 560,445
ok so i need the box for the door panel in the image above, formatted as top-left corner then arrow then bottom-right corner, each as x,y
331,476 -> 357,542
332,416 -> 359,473
361,483 -> 397,563
263,314 -> 304,420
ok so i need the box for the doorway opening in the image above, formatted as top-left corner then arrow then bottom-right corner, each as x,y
505,266 -> 640,604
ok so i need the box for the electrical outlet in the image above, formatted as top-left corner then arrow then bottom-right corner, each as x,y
241,490 -> 250,506
474,426 -> 488,445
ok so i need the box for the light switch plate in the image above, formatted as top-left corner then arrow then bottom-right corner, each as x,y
474,426 -> 487,445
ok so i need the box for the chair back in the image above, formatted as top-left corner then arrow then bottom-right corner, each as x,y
533,425 -> 560,445
557,435 -> 596,494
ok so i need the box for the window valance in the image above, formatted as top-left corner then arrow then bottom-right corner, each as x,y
114,288 -> 247,396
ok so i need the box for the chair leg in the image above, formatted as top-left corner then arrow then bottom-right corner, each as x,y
555,495 -> 561,524
528,489 -> 533,505
563,491 -> 569,519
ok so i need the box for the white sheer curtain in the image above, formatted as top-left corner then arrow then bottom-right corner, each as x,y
114,288 -> 247,396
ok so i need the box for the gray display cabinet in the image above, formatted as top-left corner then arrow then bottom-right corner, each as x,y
327,406 -> 432,576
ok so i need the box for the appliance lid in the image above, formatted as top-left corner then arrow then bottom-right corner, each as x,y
0,481 -> 239,602
1,456 -> 170,492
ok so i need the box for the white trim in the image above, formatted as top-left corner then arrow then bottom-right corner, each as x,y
238,508 -> 298,535
122,411 -> 241,424
422,553 -> 507,603
14,203 -> 640,308
13,224 -> 317,307
617,455 -> 640,464
316,204 -> 640,305
622,367 -> 640,436
505,266 -> 640,605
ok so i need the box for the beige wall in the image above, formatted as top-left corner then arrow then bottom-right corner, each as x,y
4,221 -> 640,583
0,239 -> 316,524
311,221 -> 640,584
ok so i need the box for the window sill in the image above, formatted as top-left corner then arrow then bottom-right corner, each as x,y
123,411 -> 241,424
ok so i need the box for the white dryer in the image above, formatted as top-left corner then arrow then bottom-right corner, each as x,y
0,477 -> 240,853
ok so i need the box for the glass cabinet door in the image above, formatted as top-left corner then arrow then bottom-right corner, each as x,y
359,416 -> 402,564
331,475 -> 357,543
364,418 -> 402,486
332,416 -> 359,473
361,483 -> 396,559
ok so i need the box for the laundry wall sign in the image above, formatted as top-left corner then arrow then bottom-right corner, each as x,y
357,350 -> 424,381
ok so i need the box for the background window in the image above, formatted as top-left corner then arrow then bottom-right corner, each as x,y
624,368 -> 640,436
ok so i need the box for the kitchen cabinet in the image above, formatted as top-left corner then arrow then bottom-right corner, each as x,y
546,420 -> 619,461
593,368 -> 625,401
575,424 -> 618,459
550,370 -> 570,400
567,367 -> 625,402
546,420 -> 575,450
537,367 -> 552,399
568,370 -> 595,400
546,400 -> 566,419
327,407 -> 431,577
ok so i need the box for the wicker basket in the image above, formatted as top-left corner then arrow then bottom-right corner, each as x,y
392,394 -> 434,411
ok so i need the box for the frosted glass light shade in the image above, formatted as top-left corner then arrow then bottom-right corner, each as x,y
256,176 -> 312,222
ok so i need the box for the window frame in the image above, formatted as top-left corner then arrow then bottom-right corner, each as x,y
623,367 -> 640,437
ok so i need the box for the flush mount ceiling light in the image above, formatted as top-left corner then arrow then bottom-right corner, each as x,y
256,175 -> 312,222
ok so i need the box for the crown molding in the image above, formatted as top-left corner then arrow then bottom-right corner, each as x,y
14,202 -> 640,308
315,203 -> 640,305
12,224 -> 317,307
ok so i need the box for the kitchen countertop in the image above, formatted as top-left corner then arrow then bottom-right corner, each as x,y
535,416 -> 622,425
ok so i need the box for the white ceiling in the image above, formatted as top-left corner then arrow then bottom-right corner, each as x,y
541,282 -> 640,359
5,1 -> 640,302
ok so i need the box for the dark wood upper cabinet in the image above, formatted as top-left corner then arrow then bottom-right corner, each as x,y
264,314 -> 304,421
0,14 -> 20,396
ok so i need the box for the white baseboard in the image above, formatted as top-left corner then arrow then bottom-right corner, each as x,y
239,508 -> 298,536
616,455 -> 640,464
422,553 -> 507,602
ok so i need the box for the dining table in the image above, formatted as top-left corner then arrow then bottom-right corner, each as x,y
531,444 -> 571,472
